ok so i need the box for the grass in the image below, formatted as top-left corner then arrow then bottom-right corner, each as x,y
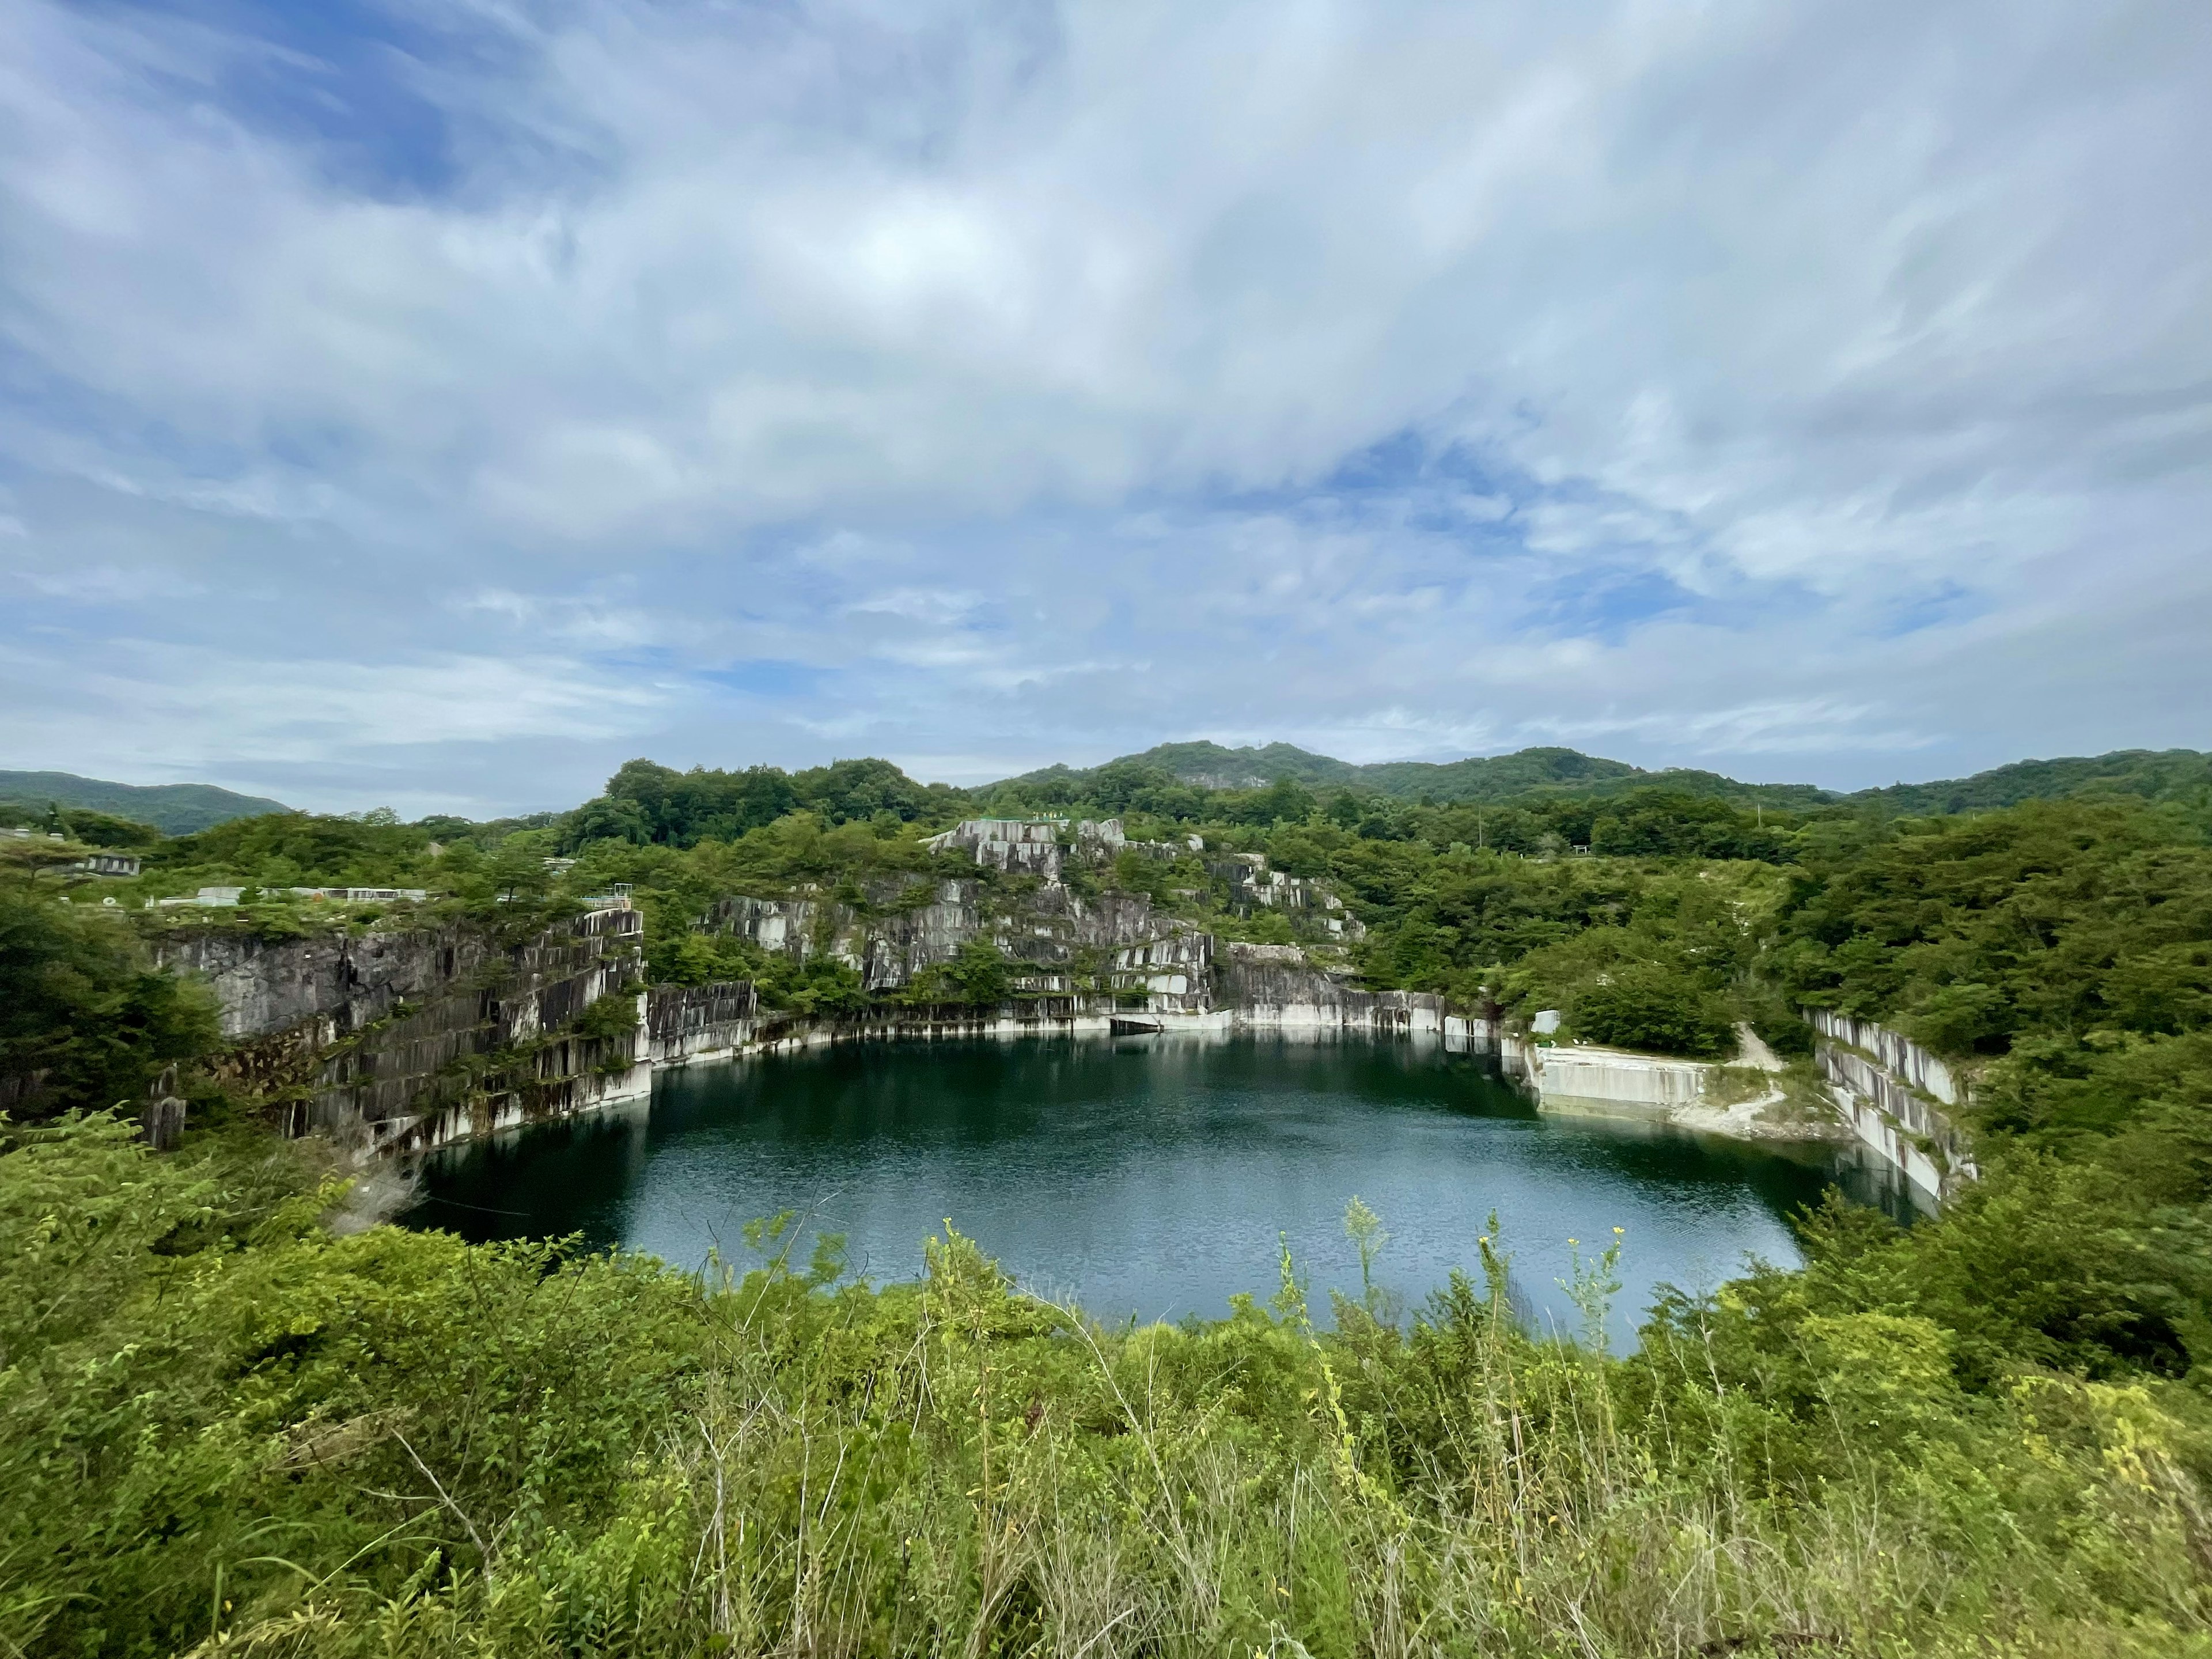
6,1116 -> 2209,1658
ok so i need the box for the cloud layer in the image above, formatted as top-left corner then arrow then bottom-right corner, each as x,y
2,0 -> 2206,813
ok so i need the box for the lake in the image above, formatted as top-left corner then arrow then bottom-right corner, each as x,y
404,1032 -> 1917,1342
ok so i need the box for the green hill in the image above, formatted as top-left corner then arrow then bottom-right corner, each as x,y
998,741 -> 2212,814
1104,741 -> 1362,789
1849,748 -> 2212,815
1002,742 -> 1830,806
0,770 -> 291,835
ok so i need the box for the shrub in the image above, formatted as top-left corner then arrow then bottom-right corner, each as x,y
1569,963 -> 1736,1058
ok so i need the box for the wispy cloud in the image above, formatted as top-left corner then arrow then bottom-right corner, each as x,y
0,0 -> 2205,810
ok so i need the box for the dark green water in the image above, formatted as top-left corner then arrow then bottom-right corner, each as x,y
406,1034 -> 1915,1340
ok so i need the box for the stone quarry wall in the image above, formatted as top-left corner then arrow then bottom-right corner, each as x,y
1215,942 -> 1446,1033
167,907 -> 649,1153
1206,858 -> 1366,940
709,879 -> 1194,994
1808,1012 -> 1978,1200
647,979 -> 760,1066
922,817 -> 1126,881
1527,1046 -> 1710,1108
1109,930 -> 1214,1014
681,938 -> 1463,1062
1806,1009 -> 1964,1107
152,924 -> 499,1043
150,879 -> 1983,1207
156,851 -> 1492,1153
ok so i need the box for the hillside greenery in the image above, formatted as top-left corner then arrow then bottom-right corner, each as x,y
4,1104 -> 2211,1658
997,741 -> 2212,812
0,768 -> 289,834
7,752 -> 2212,1652
1851,747 -> 2212,817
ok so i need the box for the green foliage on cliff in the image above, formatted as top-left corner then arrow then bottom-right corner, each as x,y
151,809 -> 442,884
0,878 -> 219,1117
0,800 -> 164,848
6,1113 -> 2211,1657
564,756 -> 971,850
1562,963 -> 1738,1058
1851,747 -> 2212,816
904,937 -> 1018,1006
1759,801 -> 2212,1210
1768,801 -> 2212,1056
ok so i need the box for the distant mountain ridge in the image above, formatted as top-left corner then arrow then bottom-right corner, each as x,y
0,770 -> 291,834
12,744 -> 2206,839
1002,741 -> 1830,805
998,741 -> 2212,812
1849,749 -> 2212,815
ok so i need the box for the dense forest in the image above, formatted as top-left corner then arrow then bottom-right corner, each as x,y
5,752 -> 2212,1654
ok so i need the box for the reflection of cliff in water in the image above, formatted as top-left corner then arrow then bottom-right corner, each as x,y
406,1034 -> 1912,1345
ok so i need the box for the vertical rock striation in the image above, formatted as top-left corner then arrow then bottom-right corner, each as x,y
163,907 -> 648,1153
1806,1009 -> 1979,1200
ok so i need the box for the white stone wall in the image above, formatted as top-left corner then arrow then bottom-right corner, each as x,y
1529,1047 -> 1710,1108
1808,1013 -> 1978,1200
922,817 -> 1126,881
1805,1009 -> 1964,1106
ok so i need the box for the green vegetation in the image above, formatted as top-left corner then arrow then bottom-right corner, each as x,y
1001,740 -> 2212,812
0,769 -> 290,834
1000,741 -> 1828,806
562,757 -> 971,849
0,801 -> 165,849
5,1110 -> 2210,1657
0,882 -> 218,1118
7,749 -> 2212,1652
1851,747 -> 2212,817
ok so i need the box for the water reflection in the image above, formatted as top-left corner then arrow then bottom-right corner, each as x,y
405,1033 -> 1921,1343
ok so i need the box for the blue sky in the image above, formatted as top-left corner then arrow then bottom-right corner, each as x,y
2,0 -> 2207,815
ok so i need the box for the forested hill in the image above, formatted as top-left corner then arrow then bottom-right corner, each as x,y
1850,747 -> 2212,815
1001,741 -> 2212,812
0,769 -> 290,834
10,744 -> 2206,846
12,745 -> 2212,1653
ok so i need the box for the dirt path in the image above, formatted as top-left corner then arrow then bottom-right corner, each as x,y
1666,1023 -> 1844,1142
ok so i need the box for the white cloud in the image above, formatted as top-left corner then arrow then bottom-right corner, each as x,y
0,0 -> 2205,808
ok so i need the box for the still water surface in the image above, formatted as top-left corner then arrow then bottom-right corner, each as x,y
406,1035 -> 1912,1340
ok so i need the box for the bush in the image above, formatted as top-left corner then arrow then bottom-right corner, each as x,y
0,880 -> 218,1116
1569,963 -> 1737,1058
7,1122 -> 2211,1658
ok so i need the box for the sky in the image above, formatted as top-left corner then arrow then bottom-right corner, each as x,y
1,0 -> 2207,817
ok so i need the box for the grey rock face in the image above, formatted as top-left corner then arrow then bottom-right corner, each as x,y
647,980 -> 759,1064
1218,942 -> 1445,1032
171,908 -> 648,1152
167,855 -> 1437,1153
707,878 -> 1201,993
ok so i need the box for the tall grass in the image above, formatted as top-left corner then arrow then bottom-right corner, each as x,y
4,1117 -> 2208,1657
167,1222 -> 2209,1658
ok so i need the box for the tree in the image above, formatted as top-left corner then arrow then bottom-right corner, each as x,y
1569,964 -> 1735,1059
0,882 -> 218,1117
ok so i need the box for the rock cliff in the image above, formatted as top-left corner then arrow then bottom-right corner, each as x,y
1806,1009 -> 1979,1199
154,834 -> 1476,1153
160,907 -> 648,1152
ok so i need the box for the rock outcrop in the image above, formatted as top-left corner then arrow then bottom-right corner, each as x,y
162,907 -> 649,1153
707,877 -> 1205,995
1806,1009 -> 1978,1199
153,841 -> 1482,1154
923,817 -> 1126,882
1216,942 -> 1441,1030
